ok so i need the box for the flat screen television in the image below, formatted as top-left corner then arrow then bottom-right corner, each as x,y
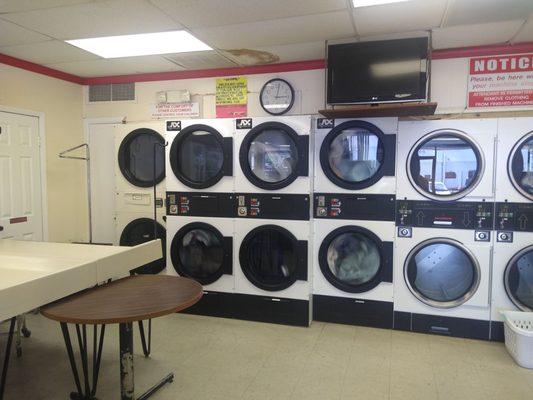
327,37 -> 429,105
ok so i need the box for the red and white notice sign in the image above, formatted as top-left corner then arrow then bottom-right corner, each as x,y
467,54 -> 533,108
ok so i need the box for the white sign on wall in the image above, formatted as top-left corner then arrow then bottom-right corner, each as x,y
151,102 -> 199,119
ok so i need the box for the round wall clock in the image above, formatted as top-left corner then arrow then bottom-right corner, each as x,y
260,78 -> 295,115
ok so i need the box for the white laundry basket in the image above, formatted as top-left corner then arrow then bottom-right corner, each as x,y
501,310 -> 533,369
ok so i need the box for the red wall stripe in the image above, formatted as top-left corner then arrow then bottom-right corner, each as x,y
1,42 -> 533,85
0,53 -> 85,84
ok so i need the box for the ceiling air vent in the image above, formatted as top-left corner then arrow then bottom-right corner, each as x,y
88,83 -> 135,102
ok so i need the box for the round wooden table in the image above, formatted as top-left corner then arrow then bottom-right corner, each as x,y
42,275 -> 202,400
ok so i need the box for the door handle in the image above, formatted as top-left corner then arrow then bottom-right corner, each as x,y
0,226 -> 4,232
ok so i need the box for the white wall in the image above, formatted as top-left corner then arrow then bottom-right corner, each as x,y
0,64 -> 86,243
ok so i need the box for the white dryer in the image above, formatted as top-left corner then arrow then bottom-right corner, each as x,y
491,203 -> 533,341
394,201 -> 494,340
166,118 -> 234,193
165,190 -> 235,318
234,115 -> 311,194
495,118 -> 533,203
233,193 -> 311,326
397,119 -> 497,202
312,194 -> 395,328
314,117 -> 398,194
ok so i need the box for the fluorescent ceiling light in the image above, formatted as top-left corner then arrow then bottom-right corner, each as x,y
66,31 -> 211,59
352,0 -> 412,8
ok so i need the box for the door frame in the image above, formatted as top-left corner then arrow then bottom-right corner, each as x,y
0,105 -> 48,241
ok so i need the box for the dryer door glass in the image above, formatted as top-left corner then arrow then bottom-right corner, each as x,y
120,218 -> 166,274
509,135 -> 533,200
177,130 -> 224,185
324,232 -> 380,289
505,247 -> 533,311
248,130 -> 298,184
406,241 -> 479,308
118,129 -> 165,187
409,133 -> 481,200
172,225 -> 225,285
240,226 -> 299,291
327,129 -> 382,183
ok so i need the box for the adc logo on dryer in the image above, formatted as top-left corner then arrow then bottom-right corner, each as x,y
166,121 -> 181,131
317,118 -> 334,129
236,118 -> 252,129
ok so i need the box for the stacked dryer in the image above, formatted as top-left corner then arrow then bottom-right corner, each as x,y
233,116 -> 312,326
165,119 -> 235,317
491,118 -> 533,341
394,119 -> 496,340
312,118 -> 397,328
114,122 -> 167,275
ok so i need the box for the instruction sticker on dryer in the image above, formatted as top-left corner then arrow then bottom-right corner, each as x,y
467,54 -> 533,108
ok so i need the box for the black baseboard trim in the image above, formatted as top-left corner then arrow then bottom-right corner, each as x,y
180,291 -> 234,319
313,295 -> 393,329
232,294 -> 310,327
490,321 -> 505,342
394,311 -> 490,340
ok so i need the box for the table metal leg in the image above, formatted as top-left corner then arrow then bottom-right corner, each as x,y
138,320 -> 151,357
60,323 -> 105,400
0,317 -> 16,400
119,322 -> 173,400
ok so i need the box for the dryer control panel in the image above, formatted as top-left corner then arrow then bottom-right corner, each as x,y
235,193 -> 309,220
314,193 -> 395,221
396,200 -> 494,230
166,192 -> 235,218
496,202 -> 533,232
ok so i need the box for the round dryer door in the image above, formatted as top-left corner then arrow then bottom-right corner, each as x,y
239,225 -> 305,291
508,132 -> 533,201
120,218 -> 166,274
118,128 -> 165,187
404,239 -> 481,308
320,121 -> 388,190
504,245 -> 533,311
318,226 -> 389,293
169,124 -> 231,189
239,122 -> 307,190
170,222 -> 231,285
407,130 -> 484,201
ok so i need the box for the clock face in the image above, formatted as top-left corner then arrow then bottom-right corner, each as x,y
260,79 -> 294,115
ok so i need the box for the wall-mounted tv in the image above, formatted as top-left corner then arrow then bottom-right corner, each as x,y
327,37 -> 429,105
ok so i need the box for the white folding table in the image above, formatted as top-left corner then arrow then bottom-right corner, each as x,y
0,239 -> 162,399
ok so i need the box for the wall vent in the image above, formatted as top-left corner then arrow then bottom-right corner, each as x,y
88,83 -> 135,102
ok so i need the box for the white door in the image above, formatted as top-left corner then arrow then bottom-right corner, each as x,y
0,112 -> 43,240
88,123 -> 116,244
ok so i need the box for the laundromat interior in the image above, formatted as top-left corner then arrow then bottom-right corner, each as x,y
2,0 -> 533,399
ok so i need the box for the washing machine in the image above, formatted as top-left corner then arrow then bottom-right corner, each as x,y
312,194 -> 395,328
234,115 -> 311,194
314,117 -> 397,194
166,118 -> 234,193
165,191 -> 235,318
397,119 -> 497,202
394,201 -> 494,340
233,193 -> 311,326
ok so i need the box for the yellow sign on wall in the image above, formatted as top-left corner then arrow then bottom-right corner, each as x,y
216,76 -> 248,117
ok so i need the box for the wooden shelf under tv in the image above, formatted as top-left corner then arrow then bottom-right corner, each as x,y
318,102 -> 437,119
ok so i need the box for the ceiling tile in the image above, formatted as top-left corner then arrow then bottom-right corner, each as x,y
192,11 -> 354,49
353,0 -> 447,36
221,41 -> 325,65
0,40 -> 100,63
2,0 -> 181,40
513,18 -> 533,43
164,51 -> 237,69
432,19 -> 524,49
0,0 -> 92,13
150,0 -> 348,29
0,19 -> 51,46
445,0 -> 533,27
45,55 -> 185,77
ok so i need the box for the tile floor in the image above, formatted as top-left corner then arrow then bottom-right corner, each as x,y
1,313 -> 532,400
